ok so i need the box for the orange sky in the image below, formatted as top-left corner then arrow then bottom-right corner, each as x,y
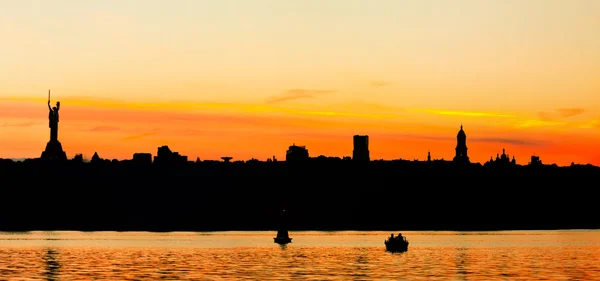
0,96 -> 598,165
1,1 -> 599,165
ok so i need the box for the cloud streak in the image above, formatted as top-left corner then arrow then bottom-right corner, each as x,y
382,133 -> 543,147
557,108 -> 585,118
123,132 -> 156,141
412,109 -> 514,118
470,137 -> 543,146
379,133 -> 452,142
538,108 -> 585,122
579,119 -> 599,129
0,121 -> 38,127
266,89 -> 336,104
88,126 -> 120,132
514,119 -> 566,128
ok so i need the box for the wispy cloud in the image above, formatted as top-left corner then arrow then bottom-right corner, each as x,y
0,121 -> 38,127
514,119 -> 566,128
579,119 -> 599,129
470,137 -> 542,146
537,112 -> 555,122
383,133 -> 543,147
538,108 -> 586,121
379,133 -> 452,142
123,132 -> 156,141
278,109 -> 397,118
557,108 -> 585,118
88,126 -> 120,132
370,81 -> 390,88
266,89 -> 336,104
526,107 -> 589,128
412,109 -> 514,118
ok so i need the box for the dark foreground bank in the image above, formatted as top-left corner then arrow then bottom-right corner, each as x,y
0,159 -> 598,231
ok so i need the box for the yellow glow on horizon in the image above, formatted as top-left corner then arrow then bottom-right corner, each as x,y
0,98 -> 599,166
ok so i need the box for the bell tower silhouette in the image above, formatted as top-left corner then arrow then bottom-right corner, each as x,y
453,124 -> 470,163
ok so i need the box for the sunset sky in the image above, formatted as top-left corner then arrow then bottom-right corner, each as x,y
1,0 -> 599,165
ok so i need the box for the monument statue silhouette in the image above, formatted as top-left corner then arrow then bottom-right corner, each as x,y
41,90 -> 67,160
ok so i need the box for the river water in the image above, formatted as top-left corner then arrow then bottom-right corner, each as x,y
0,230 -> 598,280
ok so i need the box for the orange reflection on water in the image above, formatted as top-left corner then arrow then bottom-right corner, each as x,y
0,231 -> 598,280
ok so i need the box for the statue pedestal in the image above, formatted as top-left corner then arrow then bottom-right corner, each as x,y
41,140 -> 67,160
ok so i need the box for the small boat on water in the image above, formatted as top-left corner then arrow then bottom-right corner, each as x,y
274,209 -> 292,245
274,229 -> 292,245
384,233 -> 409,252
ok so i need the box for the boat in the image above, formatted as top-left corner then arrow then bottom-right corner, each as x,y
384,233 -> 409,252
273,229 -> 292,245
274,209 -> 292,245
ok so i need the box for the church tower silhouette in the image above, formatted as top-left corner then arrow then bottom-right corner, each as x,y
453,124 -> 470,163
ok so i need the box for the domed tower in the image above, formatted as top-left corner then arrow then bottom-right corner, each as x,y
453,124 -> 470,163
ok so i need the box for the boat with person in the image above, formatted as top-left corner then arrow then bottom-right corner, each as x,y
273,209 -> 292,245
274,229 -> 292,244
384,233 -> 409,252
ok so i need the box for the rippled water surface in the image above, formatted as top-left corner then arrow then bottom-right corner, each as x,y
1,230 -> 599,280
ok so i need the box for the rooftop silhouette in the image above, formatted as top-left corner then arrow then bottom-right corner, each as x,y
0,94 -> 598,232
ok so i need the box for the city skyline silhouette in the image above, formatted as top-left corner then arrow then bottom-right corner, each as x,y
1,91 -> 598,233
0,92 -> 597,168
1,2 -> 599,281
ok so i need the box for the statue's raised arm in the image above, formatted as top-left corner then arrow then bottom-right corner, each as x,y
47,90 -> 52,111
55,101 -> 60,122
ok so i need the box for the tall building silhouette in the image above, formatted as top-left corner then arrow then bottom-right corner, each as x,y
286,144 -> 309,162
154,145 -> 187,164
453,125 -> 470,163
530,155 -> 542,166
352,135 -> 370,161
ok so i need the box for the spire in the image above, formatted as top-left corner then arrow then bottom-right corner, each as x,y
460,123 -> 463,130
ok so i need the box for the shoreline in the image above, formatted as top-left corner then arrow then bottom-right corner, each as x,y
2,228 -> 599,233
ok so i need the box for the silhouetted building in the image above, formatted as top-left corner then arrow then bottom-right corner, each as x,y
352,135 -> 370,161
222,156 -> 232,163
72,154 -> 83,163
133,153 -> 152,164
453,125 -> 470,164
153,146 -> 187,165
530,155 -> 542,166
427,151 -> 432,162
286,144 -> 309,162
91,152 -> 102,163
485,148 -> 516,167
